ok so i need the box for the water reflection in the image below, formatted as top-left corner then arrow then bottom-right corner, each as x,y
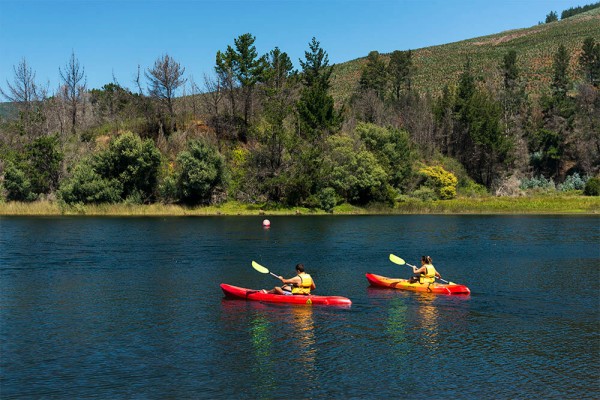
220,301 -> 317,397
289,306 -> 316,375
413,295 -> 441,351
385,298 -> 409,358
249,312 -> 277,395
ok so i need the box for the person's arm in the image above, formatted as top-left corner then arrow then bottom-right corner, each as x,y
311,280 -> 316,290
435,271 -> 442,279
280,276 -> 300,285
412,265 -> 426,275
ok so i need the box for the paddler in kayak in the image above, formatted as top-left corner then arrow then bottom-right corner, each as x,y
262,263 -> 316,295
408,256 -> 442,284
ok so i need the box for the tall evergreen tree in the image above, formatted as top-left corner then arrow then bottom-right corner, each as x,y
359,51 -> 388,99
452,57 -> 476,160
579,37 -> 600,87
545,11 -> 558,23
388,50 -> 413,101
252,47 -> 297,202
552,44 -> 570,100
433,84 -> 455,155
535,45 -> 576,179
500,49 -> 529,173
452,57 -> 512,186
502,50 -> 519,91
292,37 -> 342,204
215,33 -> 265,143
296,37 -> 341,141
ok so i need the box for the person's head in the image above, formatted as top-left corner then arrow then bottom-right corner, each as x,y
295,263 -> 305,273
421,256 -> 432,265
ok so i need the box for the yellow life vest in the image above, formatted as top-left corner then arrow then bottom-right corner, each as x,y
419,264 -> 437,284
292,273 -> 313,295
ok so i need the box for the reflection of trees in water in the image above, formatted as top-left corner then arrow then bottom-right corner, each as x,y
249,312 -> 277,395
248,307 -> 318,394
386,298 -> 409,358
386,295 -> 446,358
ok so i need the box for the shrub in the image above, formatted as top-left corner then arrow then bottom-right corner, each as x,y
460,179 -> 489,197
557,172 -> 587,191
356,123 -> 414,191
24,135 -> 63,195
158,173 -> 179,204
3,162 -> 37,202
584,176 -> 600,196
318,187 -> 338,212
59,162 -> 122,204
175,140 -> 226,205
94,131 -> 162,201
321,135 -> 388,205
411,186 -> 438,201
418,165 -> 458,200
520,175 -> 555,190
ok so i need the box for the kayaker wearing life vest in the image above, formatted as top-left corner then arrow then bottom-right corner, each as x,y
263,263 -> 316,295
408,256 -> 441,284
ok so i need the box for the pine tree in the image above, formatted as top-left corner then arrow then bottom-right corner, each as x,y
502,50 -> 519,91
359,50 -> 387,99
580,37 -> 600,87
552,44 -> 570,100
292,37 -> 343,203
296,37 -> 341,141
388,50 -> 413,101
215,33 -> 265,143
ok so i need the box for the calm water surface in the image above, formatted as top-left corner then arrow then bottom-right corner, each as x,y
1,215 -> 598,399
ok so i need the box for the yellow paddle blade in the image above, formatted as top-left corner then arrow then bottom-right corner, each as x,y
251,260 -> 269,274
389,254 -> 406,265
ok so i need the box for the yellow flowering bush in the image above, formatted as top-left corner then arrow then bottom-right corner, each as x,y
419,166 -> 458,200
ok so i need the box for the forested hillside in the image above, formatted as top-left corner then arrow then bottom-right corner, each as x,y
1,7 -> 599,210
331,7 -> 600,103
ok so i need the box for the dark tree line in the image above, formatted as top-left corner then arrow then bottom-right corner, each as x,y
1,35 -> 599,208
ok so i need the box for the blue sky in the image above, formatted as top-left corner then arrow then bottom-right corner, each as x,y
0,0 -> 583,92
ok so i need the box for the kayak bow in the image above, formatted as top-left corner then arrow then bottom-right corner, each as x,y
365,273 -> 470,295
220,283 -> 352,306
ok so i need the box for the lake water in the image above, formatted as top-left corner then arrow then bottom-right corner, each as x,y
1,215 -> 598,399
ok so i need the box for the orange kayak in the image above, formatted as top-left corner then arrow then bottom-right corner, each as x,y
365,273 -> 470,295
220,283 -> 352,306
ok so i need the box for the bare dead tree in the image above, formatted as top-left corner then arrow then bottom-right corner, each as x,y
1,58 -> 47,136
189,75 -> 201,120
59,51 -> 86,135
145,54 -> 186,134
203,73 -> 229,146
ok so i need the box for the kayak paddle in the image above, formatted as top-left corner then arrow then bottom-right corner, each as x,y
389,253 -> 406,265
251,261 -> 280,279
388,253 -> 456,285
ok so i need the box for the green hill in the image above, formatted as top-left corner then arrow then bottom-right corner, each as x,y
330,8 -> 600,104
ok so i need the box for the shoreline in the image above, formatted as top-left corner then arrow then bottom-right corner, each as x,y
1,196 -> 599,216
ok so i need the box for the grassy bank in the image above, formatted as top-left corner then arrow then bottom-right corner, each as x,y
0,195 -> 599,216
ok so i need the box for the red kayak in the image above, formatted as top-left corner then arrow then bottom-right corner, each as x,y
220,283 -> 352,306
366,273 -> 470,295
